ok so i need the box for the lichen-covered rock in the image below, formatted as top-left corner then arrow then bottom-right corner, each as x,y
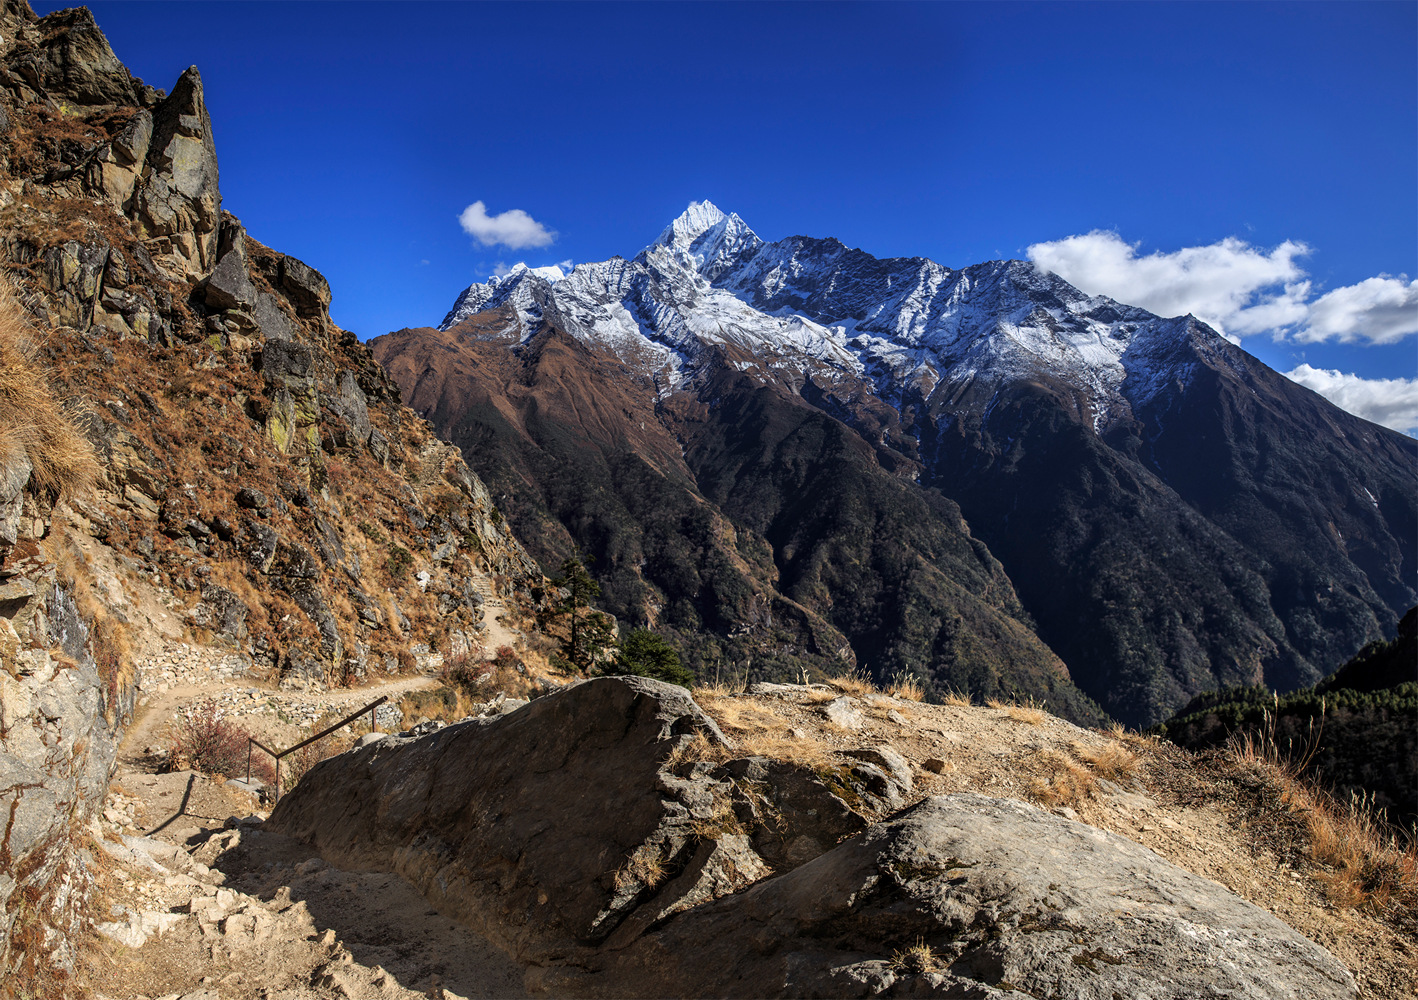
136,66 -> 220,278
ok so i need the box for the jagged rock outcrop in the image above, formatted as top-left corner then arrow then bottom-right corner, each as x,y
269,677 -> 1356,999
0,0 -> 541,693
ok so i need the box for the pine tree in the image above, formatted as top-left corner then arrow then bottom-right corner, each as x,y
549,556 -> 613,671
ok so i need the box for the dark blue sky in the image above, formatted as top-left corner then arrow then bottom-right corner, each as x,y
36,1 -> 1418,419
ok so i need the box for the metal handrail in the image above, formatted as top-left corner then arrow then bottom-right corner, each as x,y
247,695 -> 388,801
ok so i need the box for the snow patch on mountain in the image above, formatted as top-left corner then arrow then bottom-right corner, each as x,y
439,200 -> 1224,426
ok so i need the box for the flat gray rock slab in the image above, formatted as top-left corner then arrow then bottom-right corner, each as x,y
563,794 -> 1357,999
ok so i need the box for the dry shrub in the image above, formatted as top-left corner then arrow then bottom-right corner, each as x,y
1072,740 -> 1140,782
1028,749 -> 1098,808
398,685 -> 479,728
0,289 -> 99,498
444,646 -> 538,700
827,667 -> 877,697
166,699 -> 273,783
887,672 -> 924,702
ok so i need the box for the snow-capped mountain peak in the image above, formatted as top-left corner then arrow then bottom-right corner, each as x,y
439,201 -> 1223,423
654,199 -> 730,248
650,200 -> 763,281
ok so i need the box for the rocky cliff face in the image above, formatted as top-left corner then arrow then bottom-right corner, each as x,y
0,1 -> 540,987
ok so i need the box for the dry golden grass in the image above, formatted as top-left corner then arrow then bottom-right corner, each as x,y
1072,740 -> 1141,782
663,730 -> 731,770
702,697 -> 783,734
1028,749 -> 1099,808
986,697 -> 1047,725
1227,717 -> 1418,916
736,731 -> 839,772
939,688 -> 973,707
803,688 -> 838,705
613,848 -> 669,892
886,672 -> 924,702
827,667 -> 877,697
661,723 -> 839,774
0,290 -> 99,498
889,939 -> 941,974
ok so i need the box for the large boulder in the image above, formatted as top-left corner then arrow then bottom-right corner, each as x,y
558,794 -> 1358,999
267,679 -> 1355,999
267,676 -> 770,963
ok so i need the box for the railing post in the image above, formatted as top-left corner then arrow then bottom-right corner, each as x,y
275,757 -> 281,803
246,739 -> 252,785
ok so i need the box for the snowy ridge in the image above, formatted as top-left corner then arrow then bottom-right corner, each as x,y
438,201 -> 1227,423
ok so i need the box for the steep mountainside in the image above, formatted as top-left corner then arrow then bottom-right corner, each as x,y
376,317 -> 1102,723
378,201 -> 1416,726
0,2 -> 540,984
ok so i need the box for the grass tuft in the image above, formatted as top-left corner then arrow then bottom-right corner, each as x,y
1227,707 -> 1417,916
1028,749 -> 1098,808
887,672 -> 924,702
613,848 -> 669,892
0,288 -> 99,499
827,667 -> 877,697
987,696 -> 1047,725
1071,740 -> 1140,782
889,938 -> 941,974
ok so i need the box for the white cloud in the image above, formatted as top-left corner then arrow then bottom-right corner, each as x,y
1297,276 -> 1418,345
1027,231 -> 1417,346
556,258 -> 574,272
459,201 -> 555,250
1027,230 -> 1311,336
491,261 -> 512,278
1283,364 -> 1418,437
